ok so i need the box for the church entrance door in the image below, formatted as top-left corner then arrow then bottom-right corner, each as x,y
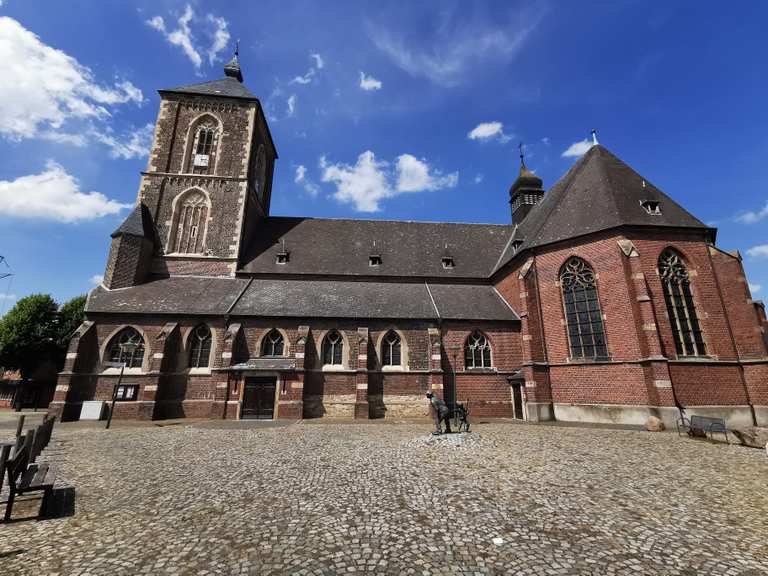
511,381 -> 524,420
242,377 -> 276,419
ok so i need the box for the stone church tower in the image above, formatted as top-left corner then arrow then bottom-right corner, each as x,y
104,52 -> 277,287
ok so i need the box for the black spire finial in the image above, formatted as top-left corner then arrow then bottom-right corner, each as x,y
518,141 -> 526,170
224,42 -> 243,83
591,129 -> 599,146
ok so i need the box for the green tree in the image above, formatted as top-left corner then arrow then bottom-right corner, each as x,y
57,295 -> 86,352
0,294 -> 60,379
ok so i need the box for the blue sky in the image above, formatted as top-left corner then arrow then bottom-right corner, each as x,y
0,0 -> 766,311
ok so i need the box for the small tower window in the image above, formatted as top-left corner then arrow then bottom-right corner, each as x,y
441,256 -> 455,269
369,254 -> 382,267
186,115 -> 220,175
640,200 -> 662,215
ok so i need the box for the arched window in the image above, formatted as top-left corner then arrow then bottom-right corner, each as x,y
107,328 -> 145,369
659,249 -> 706,356
382,330 -> 402,366
560,257 -> 608,359
189,324 -> 212,368
322,330 -> 343,365
187,116 -> 220,174
261,329 -> 284,357
170,189 -> 209,254
464,330 -> 492,369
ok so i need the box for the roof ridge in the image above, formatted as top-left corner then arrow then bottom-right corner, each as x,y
267,215 -> 513,227
592,146 -> 624,224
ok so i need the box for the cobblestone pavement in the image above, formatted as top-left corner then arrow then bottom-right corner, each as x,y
2,420 -> 767,575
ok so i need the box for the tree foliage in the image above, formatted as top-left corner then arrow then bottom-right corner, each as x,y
0,293 -> 86,379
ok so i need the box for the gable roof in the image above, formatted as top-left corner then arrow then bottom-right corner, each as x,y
493,145 -> 714,272
111,203 -> 155,240
159,77 -> 259,101
239,217 -> 514,279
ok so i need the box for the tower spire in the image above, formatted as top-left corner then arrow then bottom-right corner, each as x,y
224,41 -> 243,83
519,141 -> 527,170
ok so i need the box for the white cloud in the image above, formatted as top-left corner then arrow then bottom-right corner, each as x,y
541,136 -> 550,146
310,53 -> 324,69
294,164 -> 320,197
749,283 -> 762,294
0,293 -> 15,301
90,275 -> 104,286
0,16 -> 143,141
146,5 -> 230,69
359,72 -> 382,91
92,123 -> 154,159
0,161 -> 130,222
370,7 -> 545,87
396,154 -> 458,192
205,15 -> 230,66
747,245 -> 768,259
468,121 -> 511,143
561,139 -> 593,158
320,151 -> 458,212
290,52 -> 325,86
474,174 -> 484,184
736,201 -> 768,224
286,94 -> 297,117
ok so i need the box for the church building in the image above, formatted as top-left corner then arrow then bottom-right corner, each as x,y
51,54 -> 768,427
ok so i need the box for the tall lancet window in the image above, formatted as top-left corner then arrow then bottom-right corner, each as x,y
560,257 -> 608,359
171,190 -> 209,254
187,116 -> 220,174
658,249 -> 706,356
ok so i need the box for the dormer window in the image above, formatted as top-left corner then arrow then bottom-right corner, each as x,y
276,251 -> 290,264
369,254 -> 382,267
640,200 -> 661,216
511,240 -> 524,254
441,256 -> 455,269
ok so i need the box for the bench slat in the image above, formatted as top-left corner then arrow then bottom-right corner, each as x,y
18,463 -> 50,491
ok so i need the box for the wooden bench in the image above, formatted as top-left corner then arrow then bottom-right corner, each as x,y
2,416 -> 57,521
676,414 -> 729,443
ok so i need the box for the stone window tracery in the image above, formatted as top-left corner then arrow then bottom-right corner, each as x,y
189,324 -> 212,368
170,190 -> 209,254
382,330 -> 402,367
464,330 -> 492,369
187,116 -> 220,175
107,328 -> 145,369
322,330 -> 343,366
658,249 -> 706,356
560,257 -> 608,359
261,329 -> 284,357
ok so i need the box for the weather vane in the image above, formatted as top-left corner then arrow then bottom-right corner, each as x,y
518,142 -> 527,169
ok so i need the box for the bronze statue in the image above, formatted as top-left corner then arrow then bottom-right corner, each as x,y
426,392 -> 452,434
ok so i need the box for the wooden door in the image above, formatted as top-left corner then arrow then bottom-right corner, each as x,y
241,377 -> 276,419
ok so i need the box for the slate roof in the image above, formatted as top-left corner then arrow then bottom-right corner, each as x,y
159,77 -> 259,101
87,277 -> 249,315
111,203 -> 155,239
239,217 -> 514,279
493,145 -> 714,272
86,277 -> 518,321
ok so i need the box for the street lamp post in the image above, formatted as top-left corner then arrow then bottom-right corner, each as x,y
106,341 -> 138,430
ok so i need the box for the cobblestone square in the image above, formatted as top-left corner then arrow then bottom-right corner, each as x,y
2,420 -> 767,575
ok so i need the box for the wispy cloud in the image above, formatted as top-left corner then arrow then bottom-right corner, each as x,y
320,151 -> 458,212
294,164 -> 320,197
468,121 -> 511,143
146,5 -> 230,69
0,160 -> 130,222
286,94 -> 297,117
0,16 -> 143,143
561,139 -> 593,158
359,72 -> 382,91
92,123 -> 154,159
735,201 -> 768,224
290,52 -> 325,85
90,274 -> 104,286
749,282 -> 762,294
474,174 -> 484,184
369,5 -> 546,87
746,245 -> 768,259
0,293 -> 16,301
